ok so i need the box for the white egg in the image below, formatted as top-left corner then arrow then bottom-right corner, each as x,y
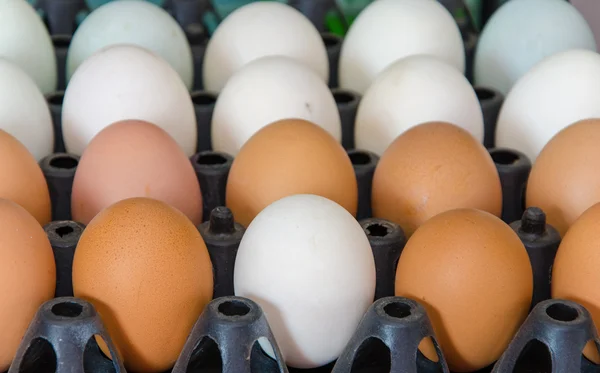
234,194 -> 376,369
203,1 -> 328,93
211,56 -> 341,156
355,55 -> 483,156
0,59 -> 53,160
496,49 -> 600,161
0,0 -> 57,95
339,0 -> 464,95
62,45 -> 197,156
66,0 -> 193,90
475,0 -> 596,96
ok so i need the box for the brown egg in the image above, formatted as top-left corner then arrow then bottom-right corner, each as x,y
372,121 -> 502,237
0,130 -> 51,225
226,118 -> 357,227
552,202 -> 600,364
395,208 -> 532,372
0,199 -> 55,371
526,118 -> 600,236
71,119 -> 202,225
72,197 -> 213,372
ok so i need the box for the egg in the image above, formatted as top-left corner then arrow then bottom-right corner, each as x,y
395,208 -> 533,372
475,0 -> 596,95
0,0 -> 57,94
354,55 -> 483,156
0,59 -> 54,160
372,122 -> 501,237
234,194 -> 375,368
339,0 -> 464,95
67,0 -> 193,89
71,120 -> 202,226
0,130 -> 51,225
552,202 -> 600,363
211,56 -> 341,156
62,45 -> 197,156
72,197 -> 213,373
495,49 -> 600,161
227,119 -> 356,227
203,1 -> 328,93
0,198 -> 56,371
526,118 -> 600,236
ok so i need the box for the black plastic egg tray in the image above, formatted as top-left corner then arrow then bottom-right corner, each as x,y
7,1 -> 600,372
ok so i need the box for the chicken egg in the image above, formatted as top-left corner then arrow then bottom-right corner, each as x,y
211,56 -> 341,156
372,121 -> 502,237
72,197 -> 213,373
234,194 -> 375,369
62,44 -> 197,156
396,208 -> 533,372
355,55 -> 483,156
203,1 -> 328,93
71,119 -> 202,225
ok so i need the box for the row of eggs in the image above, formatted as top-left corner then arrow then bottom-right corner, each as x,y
2,0 -> 600,160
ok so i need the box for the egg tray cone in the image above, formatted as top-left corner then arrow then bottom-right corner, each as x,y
8,297 -> 126,373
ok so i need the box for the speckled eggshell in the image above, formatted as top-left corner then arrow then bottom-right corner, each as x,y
354,55 -> 483,156
226,118 -> 357,227
552,202 -> 600,363
211,55 -> 341,156
234,194 -> 375,369
0,130 -> 51,225
71,119 -> 202,225
72,197 -> 214,373
395,208 -> 533,372
526,118 -> 600,236
0,198 -> 56,371
372,121 -> 502,237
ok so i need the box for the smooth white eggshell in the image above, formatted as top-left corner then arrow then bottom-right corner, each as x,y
203,1 -> 328,93
355,55 -> 483,156
339,0 -> 465,95
67,0 -> 194,89
234,194 -> 376,369
62,45 -> 197,156
211,56 -> 341,156
475,0 -> 596,95
0,59 -> 54,160
496,49 -> 600,161
0,0 -> 57,94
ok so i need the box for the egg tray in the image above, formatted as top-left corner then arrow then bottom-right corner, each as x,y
9,2 -> 599,372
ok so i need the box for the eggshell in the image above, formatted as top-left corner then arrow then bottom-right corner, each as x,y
0,130 -> 51,225
62,45 -> 197,156
211,56 -> 341,156
0,58 -> 54,160
339,0 -> 465,95
72,197 -> 213,373
495,49 -> 600,161
71,120 -> 202,225
372,121 -> 502,237
203,1 -> 328,93
525,119 -> 600,236
234,194 -> 375,368
0,198 -> 56,371
354,55 -> 483,156
67,0 -> 193,89
475,0 -> 595,95
552,202 -> 600,363
226,119 -> 357,227
395,208 -> 533,372
0,0 -> 57,94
